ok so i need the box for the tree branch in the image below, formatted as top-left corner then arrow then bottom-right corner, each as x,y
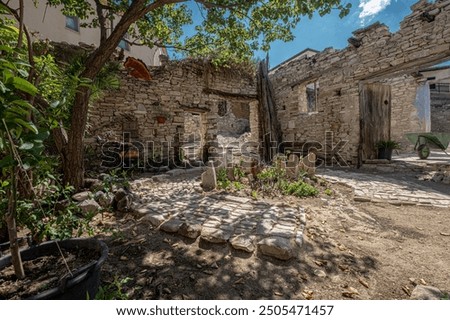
93,0 -> 108,44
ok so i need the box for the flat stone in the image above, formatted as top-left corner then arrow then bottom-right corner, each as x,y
166,169 -> 187,177
257,236 -> 294,260
77,199 -> 101,215
134,207 -> 154,218
256,219 -> 275,235
72,191 -> 92,202
201,163 -> 217,191
201,226 -> 233,243
142,214 -> 166,227
230,235 -> 255,253
152,174 -> 170,182
410,285 -> 444,300
160,219 -> 184,233
178,223 -> 202,239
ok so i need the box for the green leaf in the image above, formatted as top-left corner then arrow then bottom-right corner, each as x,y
0,45 -> 13,53
14,118 -> 38,134
11,77 -> 38,96
19,142 -> 34,150
0,155 -> 15,168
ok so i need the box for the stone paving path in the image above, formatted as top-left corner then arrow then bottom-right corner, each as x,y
318,169 -> 450,208
131,171 -> 305,260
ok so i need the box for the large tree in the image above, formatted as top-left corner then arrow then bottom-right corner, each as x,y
24,0 -> 351,189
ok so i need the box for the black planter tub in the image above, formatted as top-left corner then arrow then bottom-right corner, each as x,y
0,238 -> 108,300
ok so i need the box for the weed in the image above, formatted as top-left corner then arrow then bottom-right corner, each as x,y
233,181 -> 244,191
251,190 -> 258,200
216,167 -> 231,190
95,276 -> 132,300
324,188 -> 333,196
281,181 -> 319,198
233,166 -> 246,180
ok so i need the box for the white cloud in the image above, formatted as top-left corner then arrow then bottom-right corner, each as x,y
359,0 -> 391,20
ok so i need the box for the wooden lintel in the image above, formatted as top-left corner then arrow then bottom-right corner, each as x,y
180,105 -> 210,113
202,87 -> 257,100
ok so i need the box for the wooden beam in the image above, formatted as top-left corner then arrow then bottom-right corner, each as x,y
202,87 -> 257,100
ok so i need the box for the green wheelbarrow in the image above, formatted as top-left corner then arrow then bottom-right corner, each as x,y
405,132 -> 450,159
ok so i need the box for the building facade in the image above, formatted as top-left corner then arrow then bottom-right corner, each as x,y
11,0 -> 165,66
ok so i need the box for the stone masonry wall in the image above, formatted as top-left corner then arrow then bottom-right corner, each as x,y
270,0 -> 450,164
383,75 -> 424,150
87,59 -> 258,168
431,104 -> 450,132
430,90 -> 450,132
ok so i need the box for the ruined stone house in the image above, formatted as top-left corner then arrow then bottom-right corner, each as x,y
86,0 -> 450,169
270,0 -> 450,166
86,59 -> 259,169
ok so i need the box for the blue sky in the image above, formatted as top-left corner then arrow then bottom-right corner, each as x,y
174,0 -> 425,68
264,0 -> 418,67
265,0 -> 419,68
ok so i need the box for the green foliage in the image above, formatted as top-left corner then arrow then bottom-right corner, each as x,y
0,11 -> 93,246
95,276 -> 132,300
324,188 -> 333,196
375,140 -> 400,150
233,181 -> 244,191
45,0 -> 351,65
251,190 -> 258,200
280,180 -> 319,198
216,167 -> 231,190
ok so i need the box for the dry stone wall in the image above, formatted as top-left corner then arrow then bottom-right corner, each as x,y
270,0 -> 450,164
87,59 -> 258,169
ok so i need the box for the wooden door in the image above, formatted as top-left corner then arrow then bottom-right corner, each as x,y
359,83 -> 391,163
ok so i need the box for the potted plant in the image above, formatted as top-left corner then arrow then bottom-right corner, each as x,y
376,140 -> 401,160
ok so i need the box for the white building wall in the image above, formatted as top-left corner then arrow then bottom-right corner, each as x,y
10,0 -> 163,66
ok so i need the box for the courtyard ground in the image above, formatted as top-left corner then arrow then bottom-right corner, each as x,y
94,167 -> 450,300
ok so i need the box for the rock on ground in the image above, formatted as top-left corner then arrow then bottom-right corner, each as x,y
410,285 -> 445,300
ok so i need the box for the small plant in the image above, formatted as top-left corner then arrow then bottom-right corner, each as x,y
281,181 -> 319,198
324,188 -> 333,196
375,140 -> 400,150
216,167 -> 231,190
233,166 -> 245,180
95,276 -> 132,300
233,181 -> 244,191
251,190 -> 258,200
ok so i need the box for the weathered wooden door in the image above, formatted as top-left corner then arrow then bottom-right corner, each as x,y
359,83 -> 391,163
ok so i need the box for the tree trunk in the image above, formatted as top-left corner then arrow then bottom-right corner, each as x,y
63,87 -> 91,189
257,58 -> 282,163
60,0 -> 174,189
62,2 -> 147,190
6,168 -> 25,279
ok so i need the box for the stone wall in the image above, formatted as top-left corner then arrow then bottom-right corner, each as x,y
430,89 -> 450,132
87,59 -> 258,169
431,104 -> 450,133
270,0 -> 450,165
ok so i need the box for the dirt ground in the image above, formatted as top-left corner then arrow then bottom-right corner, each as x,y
95,180 -> 450,300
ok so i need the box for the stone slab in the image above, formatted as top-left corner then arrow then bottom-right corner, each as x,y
201,226 -> 233,243
257,236 -> 294,260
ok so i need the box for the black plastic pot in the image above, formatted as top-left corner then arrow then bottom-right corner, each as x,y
0,238 -> 108,300
377,147 -> 393,160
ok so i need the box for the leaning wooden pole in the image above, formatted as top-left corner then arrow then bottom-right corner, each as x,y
257,58 -> 282,163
